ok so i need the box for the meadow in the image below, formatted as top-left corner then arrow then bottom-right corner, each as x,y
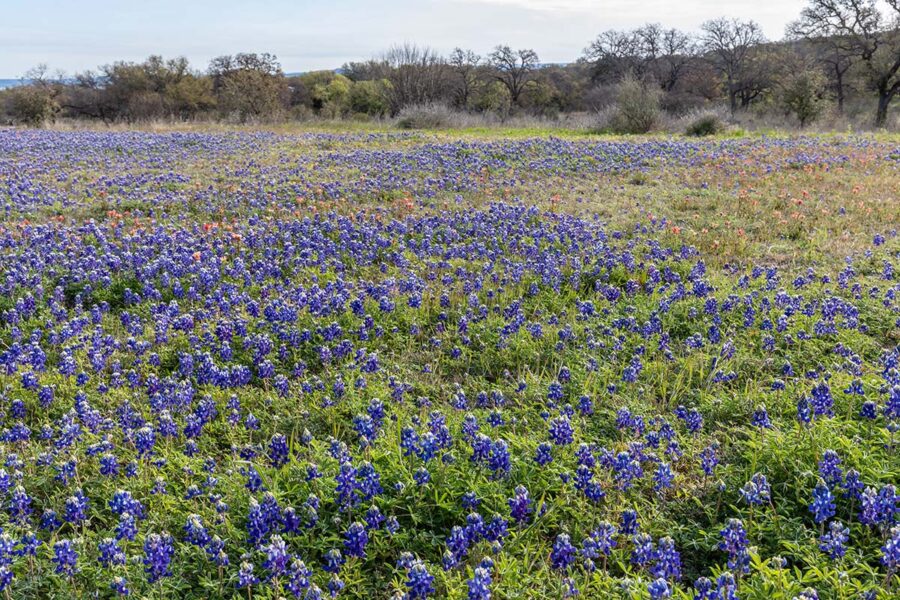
0,127 -> 898,599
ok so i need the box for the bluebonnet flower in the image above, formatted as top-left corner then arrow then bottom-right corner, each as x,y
405,559 -> 434,599
700,443 -> 719,477
809,480 -> 835,524
335,461 -> 359,510
40,509 -> 61,531
99,538 -> 126,567
551,534 -> 576,571
651,537 -> 682,580
631,533 -> 655,568
751,405 -> 772,429
285,559 -> 313,597
532,441 -> 553,465
134,426 -> 156,457
109,576 -> 129,596
8,485 -> 32,524
263,535 -> 290,577
143,532 -> 174,583
53,540 -> 79,577
620,509 -> 640,535
238,561 -> 259,588
64,489 -> 90,524
508,486 -> 532,525
797,398 -> 812,425
414,467 -> 431,485
647,578 -> 671,599
860,401 -> 878,420
883,526 -> 900,577
184,514 -> 210,546
467,566 -> 492,600
654,462 -> 674,492
819,520 -> 849,559
268,433 -> 290,468
818,450 -> 843,488
343,522 -> 368,558
548,415 -> 574,446
674,405 -> 703,434
740,473 -> 771,506
810,383 -> 834,418
116,512 -> 138,541
719,519 -> 750,574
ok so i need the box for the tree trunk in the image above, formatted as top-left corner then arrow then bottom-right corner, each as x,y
834,67 -> 844,116
876,90 -> 892,127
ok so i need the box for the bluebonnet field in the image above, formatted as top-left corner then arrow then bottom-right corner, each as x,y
0,128 -> 898,599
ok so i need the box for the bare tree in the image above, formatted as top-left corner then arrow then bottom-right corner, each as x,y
701,18 -> 767,115
382,43 -> 449,114
657,28 -> 697,92
585,25 -> 695,91
787,19 -> 856,114
448,48 -> 481,109
488,45 -> 540,106
790,0 -> 900,126
584,30 -> 645,83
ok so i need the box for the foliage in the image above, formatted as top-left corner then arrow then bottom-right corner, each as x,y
2,83 -> 59,126
608,73 -> 661,133
684,113 -> 726,136
781,69 -> 828,127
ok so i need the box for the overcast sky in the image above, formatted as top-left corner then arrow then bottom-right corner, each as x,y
2,0 -> 809,77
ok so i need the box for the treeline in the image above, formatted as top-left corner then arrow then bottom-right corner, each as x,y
3,0 -> 899,129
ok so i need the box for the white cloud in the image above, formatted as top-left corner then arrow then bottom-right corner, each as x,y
462,0 -> 807,36
464,0 -> 596,9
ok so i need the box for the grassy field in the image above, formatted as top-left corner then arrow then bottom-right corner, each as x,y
0,127 -> 897,599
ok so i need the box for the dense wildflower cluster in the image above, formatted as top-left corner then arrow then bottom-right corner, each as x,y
0,130 -> 896,597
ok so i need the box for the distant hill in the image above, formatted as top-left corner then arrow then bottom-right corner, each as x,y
0,79 -> 25,90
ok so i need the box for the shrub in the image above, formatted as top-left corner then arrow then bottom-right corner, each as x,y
348,80 -> 391,118
395,103 -> 456,129
780,70 -> 827,128
473,81 -> 512,119
3,85 -> 58,126
685,113 -> 725,137
608,73 -> 660,134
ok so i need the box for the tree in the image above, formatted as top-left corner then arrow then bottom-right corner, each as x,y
381,44 -> 449,114
313,74 -> 352,118
780,68 -> 828,126
584,30 -> 645,84
656,27 -> 697,92
790,0 -> 900,126
348,79 -> 391,117
208,53 -> 288,121
94,56 -> 213,122
787,17 -> 856,114
2,65 -> 62,126
473,80 -> 512,117
61,70 -> 111,122
488,46 -> 540,106
585,25 -> 696,91
701,18 -> 767,115
448,48 -> 482,109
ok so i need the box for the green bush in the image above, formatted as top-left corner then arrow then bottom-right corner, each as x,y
608,73 -> 660,134
780,70 -> 827,128
685,113 -> 725,136
3,84 -> 58,126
